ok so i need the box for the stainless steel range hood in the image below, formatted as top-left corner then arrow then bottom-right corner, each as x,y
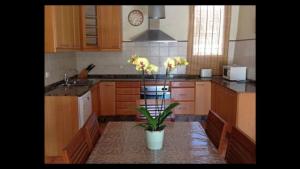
131,6 -> 176,42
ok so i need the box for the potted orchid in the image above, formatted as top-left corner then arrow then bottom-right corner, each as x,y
128,55 -> 189,150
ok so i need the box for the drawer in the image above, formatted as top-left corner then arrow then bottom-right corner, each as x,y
116,108 -> 137,115
116,95 -> 140,102
171,88 -> 195,101
171,81 -> 195,87
116,81 -> 140,88
116,102 -> 137,109
116,88 -> 140,95
173,102 -> 195,115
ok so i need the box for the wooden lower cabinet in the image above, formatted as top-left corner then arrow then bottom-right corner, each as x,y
99,82 -> 116,116
173,101 -> 195,115
45,96 -> 79,158
116,81 -> 140,115
91,83 -> 100,115
211,82 -> 256,141
195,81 -> 211,115
171,81 -> 195,115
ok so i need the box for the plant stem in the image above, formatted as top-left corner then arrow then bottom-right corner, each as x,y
142,69 -> 147,110
161,68 -> 168,111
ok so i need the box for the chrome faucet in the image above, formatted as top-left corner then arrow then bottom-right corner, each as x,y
64,73 -> 69,85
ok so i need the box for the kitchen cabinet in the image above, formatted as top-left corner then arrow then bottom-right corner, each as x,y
80,5 -> 122,51
195,81 -> 211,115
99,82 -> 116,116
91,83 -> 100,116
45,96 -> 79,158
116,81 -> 140,115
45,6 -> 56,53
171,81 -> 195,115
45,5 -> 81,53
211,82 -> 256,141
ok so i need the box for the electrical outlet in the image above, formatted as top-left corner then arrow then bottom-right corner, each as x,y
45,72 -> 50,78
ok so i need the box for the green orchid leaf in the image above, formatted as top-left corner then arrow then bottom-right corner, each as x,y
136,107 -> 157,129
157,102 -> 179,125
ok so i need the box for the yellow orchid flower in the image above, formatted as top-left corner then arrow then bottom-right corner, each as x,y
145,64 -> 159,74
128,54 -> 139,65
164,57 -> 176,70
134,57 -> 150,72
174,56 -> 189,66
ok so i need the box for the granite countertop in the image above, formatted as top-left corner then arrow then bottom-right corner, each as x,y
45,74 -> 255,96
87,122 -> 226,164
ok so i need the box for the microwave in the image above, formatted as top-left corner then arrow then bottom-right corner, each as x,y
223,65 -> 247,81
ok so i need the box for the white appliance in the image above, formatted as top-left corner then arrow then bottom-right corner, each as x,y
200,69 -> 212,77
223,65 -> 247,81
78,91 -> 92,129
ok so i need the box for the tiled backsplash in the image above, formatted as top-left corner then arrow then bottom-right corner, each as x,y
45,52 -> 77,86
76,42 -> 188,75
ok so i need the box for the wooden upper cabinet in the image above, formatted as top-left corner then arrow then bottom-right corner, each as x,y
80,5 -> 101,50
80,5 -> 122,51
55,6 -> 81,50
98,5 -> 122,51
45,6 -> 56,53
195,81 -> 211,115
44,5 -> 81,52
99,82 -> 116,116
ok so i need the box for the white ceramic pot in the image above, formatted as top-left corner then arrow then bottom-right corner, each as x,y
145,129 -> 164,150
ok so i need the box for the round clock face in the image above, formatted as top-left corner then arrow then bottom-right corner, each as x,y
128,10 -> 144,26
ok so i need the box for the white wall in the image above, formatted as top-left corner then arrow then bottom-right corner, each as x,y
122,5 -> 189,41
228,5 -> 256,80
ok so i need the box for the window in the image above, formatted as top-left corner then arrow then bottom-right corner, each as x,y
187,6 -> 231,75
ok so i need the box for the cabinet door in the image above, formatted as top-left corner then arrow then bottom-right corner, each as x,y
173,101 -> 195,115
171,88 -> 195,101
80,5 -> 101,50
55,5 -> 80,50
98,5 -> 122,51
99,82 -> 116,116
45,6 -> 56,53
195,81 -> 211,115
91,84 -> 99,115
221,88 -> 237,125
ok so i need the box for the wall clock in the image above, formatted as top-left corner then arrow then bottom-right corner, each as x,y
128,10 -> 144,26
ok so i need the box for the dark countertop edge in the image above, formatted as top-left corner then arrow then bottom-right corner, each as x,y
45,75 -> 255,96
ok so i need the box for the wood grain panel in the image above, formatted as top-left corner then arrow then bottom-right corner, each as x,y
171,88 -> 195,101
171,81 -> 195,87
236,93 -> 256,141
91,84 -> 99,115
116,88 -> 140,95
84,113 -> 100,147
99,82 -> 115,116
63,128 -> 91,164
116,95 -> 140,102
205,110 -> 229,157
45,96 -> 79,157
98,5 -> 122,51
173,101 -> 195,115
195,81 -> 211,115
45,6 -> 56,53
225,127 -> 256,164
116,81 -> 140,88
